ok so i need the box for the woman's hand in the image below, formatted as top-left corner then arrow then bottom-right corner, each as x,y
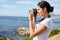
29,10 -> 34,20
29,9 -> 36,27
29,10 -> 35,36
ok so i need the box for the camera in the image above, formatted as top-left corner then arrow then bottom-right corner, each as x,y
33,9 -> 38,16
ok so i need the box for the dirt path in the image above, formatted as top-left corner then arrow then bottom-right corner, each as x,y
48,32 -> 60,40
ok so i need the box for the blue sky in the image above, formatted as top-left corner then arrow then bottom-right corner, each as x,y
0,0 -> 60,17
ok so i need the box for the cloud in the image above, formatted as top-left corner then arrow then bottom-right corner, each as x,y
1,5 -> 14,8
50,2 -> 60,8
55,0 -> 60,2
54,9 -> 60,12
53,8 -> 60,15
16,1 -> 37,5
50,3 -> 60,7
0,0 -> 6,2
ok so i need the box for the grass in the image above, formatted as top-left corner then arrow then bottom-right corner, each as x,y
0,37 -> 6,40
15,37 -> 33,40
49,29 -> 60,37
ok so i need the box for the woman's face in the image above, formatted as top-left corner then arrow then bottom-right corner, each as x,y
37,6 -> 45,16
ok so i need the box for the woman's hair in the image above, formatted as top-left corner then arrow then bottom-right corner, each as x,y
37,1 -> 54,13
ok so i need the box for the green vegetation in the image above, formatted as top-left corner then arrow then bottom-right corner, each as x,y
0,37 -> 6,40
49,29 -> 60,37
15,37 -> 33,40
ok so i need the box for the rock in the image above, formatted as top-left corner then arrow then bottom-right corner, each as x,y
13,27 -> 30,37
6,37 -> 13,40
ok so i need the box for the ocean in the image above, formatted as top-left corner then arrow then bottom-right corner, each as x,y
0,16 -> 60,38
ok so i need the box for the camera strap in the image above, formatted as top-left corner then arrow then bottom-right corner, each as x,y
37,15 -> 51,22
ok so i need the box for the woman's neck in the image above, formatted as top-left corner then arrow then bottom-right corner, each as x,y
43,13 -> 50,19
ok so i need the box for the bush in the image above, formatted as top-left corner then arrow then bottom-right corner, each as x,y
0,37 -> 6,40
15,37 -> 33,40
49,29 -> 60,37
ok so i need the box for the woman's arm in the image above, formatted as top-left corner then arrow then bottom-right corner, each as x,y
30,24 -> 47,37
29,10 -> 36,37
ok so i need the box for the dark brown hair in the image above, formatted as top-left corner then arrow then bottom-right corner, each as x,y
37,1 -> 54,13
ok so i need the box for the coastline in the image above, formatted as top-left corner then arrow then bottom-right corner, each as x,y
0,27 -> 60,40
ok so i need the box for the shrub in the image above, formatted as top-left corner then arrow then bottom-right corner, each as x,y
49,29 -> 60,37
0,37 -> 6,40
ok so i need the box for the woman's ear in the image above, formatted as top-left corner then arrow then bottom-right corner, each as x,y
43,7 -> 47,12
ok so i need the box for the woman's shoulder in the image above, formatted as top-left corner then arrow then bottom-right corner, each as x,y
44,18 -> 52,21
41,18 -> 53,24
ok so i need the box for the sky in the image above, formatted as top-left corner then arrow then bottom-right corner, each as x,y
0,0 -> 60,17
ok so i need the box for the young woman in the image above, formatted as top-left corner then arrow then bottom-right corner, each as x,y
29,1 -> 54,40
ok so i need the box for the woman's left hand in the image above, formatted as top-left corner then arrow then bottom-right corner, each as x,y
29,10 -> 34,20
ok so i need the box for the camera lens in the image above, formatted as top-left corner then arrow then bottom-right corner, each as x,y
33,9 -> 37,16
33,9 -> 37,14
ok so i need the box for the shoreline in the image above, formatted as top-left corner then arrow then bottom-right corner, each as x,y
0,27 -> 60,40
12,27 -> 60,37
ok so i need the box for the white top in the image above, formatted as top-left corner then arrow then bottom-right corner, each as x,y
33,18 -> 53,40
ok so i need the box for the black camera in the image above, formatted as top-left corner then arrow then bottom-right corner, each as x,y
33,9 -> 38,16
